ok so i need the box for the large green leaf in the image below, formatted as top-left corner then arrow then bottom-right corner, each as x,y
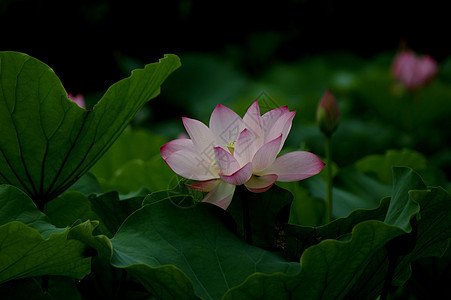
101,156 -> 174,194
355,148 -> 427,185
280,197 -> 391,261
89,127 -> 168,183
89,191 -> 143,237
227,185 -> 293,248
70,199 -> 300,300
45,191 -> 96,229
283,183 -> 325,227
0,185 -> 94,283
143,175 -> 204,208
0,51 -> 180,206
305,166 -> 391,218
89,127 -> 175,194
223,167 -> 451,299
355,148 -> 450,191
65,172 -> 103,196
46,189 -> 143,238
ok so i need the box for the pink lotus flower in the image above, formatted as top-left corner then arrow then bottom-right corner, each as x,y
68,93 -> 86,109
161,101 -> 325,209
392,50 -> 438,91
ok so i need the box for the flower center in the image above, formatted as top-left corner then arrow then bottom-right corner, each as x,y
226,141 -> 236,155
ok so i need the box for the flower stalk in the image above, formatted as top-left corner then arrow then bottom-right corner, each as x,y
324,135 -> 333,223
316,89 -> 340,223
242,194 -> 253,244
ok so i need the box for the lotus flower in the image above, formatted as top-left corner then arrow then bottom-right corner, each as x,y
161,101 -> 325,209
392,50 -> 438,91
68,93 -> 86,109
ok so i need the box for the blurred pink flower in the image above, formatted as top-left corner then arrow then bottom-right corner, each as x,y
161,101 -> 324,209
392,50 -> 438,91
177,132 -> 189,139
68,93 -> 86,109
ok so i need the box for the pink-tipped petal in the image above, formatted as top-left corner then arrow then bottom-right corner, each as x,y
161,138 -> 195,160
68,93 -> 86,109
265,111 -> 296,149
165,149 -> 219,181
242,101 -> 264,146
413,55 -> 437,86
262,106 -> 289,134
182,117 -> 217,159
392,51 -> 416,81
202,181 -> 236,210
214,146 -> 240,175
252,135 -> 282,172
218,162 -> 253,185
244,174 -> 278,193
420,56 -> 437,77
187,179 -> 220,192
279,112 -> 295,151
234,129 -> 259,167
259,151 -> 325,182
209,104 -> 243,145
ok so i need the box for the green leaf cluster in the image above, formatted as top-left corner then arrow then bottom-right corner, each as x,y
1,51 -> 451,299
0,51 -> 180,207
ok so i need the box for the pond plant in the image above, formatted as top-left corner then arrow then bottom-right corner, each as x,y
1,50 -> 451,299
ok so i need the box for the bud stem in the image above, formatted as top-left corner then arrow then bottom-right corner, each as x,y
325,135 -> 333,223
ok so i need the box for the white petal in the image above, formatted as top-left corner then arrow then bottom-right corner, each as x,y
160,138 -> 194,160
259,151 -> 325,182
214,146 -> 240,175
244,174 -> 278,193
202,181 -> 236,209
187,179 -> 220,192
265,111 -> 295,151
234,129 -> 259,167
252,135 -> 282,172
218,162 -> 253,185
262,106 -> 289,134
165,149 -> 219,181
182,117 -> 217,161
209,104 -> 243,146
242,101 -> 264,147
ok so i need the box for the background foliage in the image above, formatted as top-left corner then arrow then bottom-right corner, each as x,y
1,0 -> 451,299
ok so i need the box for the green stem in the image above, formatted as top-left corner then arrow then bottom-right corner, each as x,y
403,90 -> 418,140
325,135 -> 333,223
406,92 -> 415,132
381,254 -> 398,300
41,275 -> 49,293
36,197 -> 46,213
114,269 -> 127,300
242,195 -> 252,244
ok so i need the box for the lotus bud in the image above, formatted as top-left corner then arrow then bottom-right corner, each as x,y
316,89 -> 340,136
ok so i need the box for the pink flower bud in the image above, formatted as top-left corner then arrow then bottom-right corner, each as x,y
68,93 -> 86,109
392,50 -> 438,91
316,89 -> 340,136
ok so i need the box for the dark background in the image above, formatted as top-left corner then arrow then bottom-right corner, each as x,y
1,0 -> 448,94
